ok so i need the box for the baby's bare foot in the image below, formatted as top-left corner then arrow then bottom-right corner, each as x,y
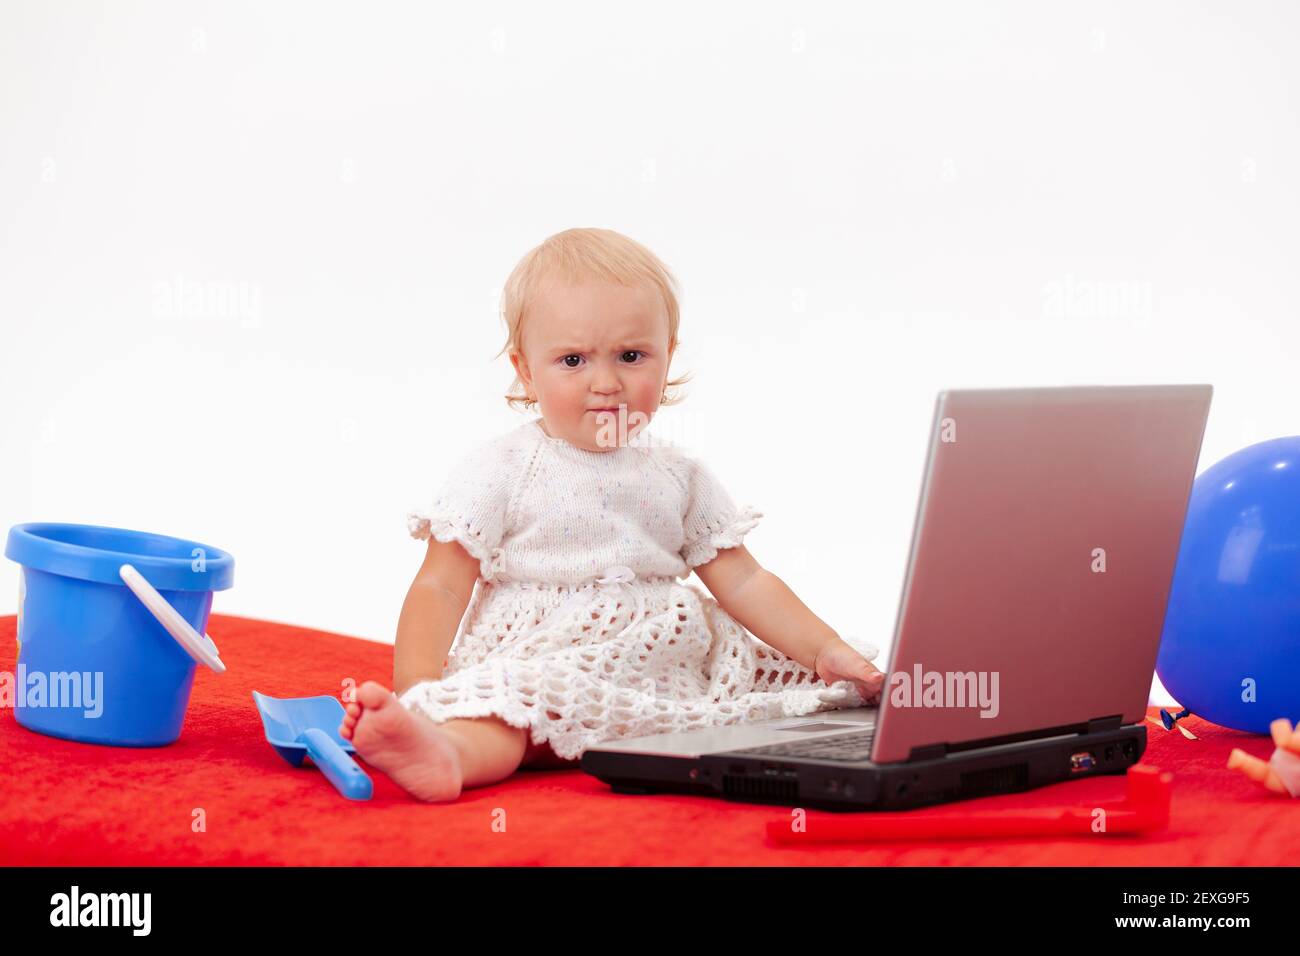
339,681 -> 464,802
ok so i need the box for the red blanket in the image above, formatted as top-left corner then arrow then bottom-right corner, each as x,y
2,613 -> 1296,865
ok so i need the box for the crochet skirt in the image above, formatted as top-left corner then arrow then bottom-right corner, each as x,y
396,566 -> 872,761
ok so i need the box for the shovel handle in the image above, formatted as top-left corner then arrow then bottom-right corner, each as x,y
302,728 -> 373,801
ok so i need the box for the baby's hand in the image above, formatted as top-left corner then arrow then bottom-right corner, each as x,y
813,639 -> 885,705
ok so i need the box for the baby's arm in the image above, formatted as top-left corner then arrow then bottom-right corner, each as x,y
694,544 -> 883,699
393,537 -> 479,696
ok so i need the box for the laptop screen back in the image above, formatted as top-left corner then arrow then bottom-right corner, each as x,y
870,385 -> 1212,764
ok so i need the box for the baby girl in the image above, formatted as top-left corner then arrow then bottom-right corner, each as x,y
340,227 -> 886,801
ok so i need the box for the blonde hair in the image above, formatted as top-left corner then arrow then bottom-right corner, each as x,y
494,228 -> 693,412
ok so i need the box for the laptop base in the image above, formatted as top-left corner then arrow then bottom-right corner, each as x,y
582,723 -> 1147,812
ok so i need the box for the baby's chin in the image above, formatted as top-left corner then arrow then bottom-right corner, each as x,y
581,412 -> 652,444
580,424 -> 650,451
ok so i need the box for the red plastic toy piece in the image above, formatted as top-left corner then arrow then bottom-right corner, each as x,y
766,764 -> 1172,843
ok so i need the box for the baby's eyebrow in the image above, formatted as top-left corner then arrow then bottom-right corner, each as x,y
549,341 -> 656,354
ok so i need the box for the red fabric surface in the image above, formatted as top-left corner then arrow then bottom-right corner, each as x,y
2,612 -> 1298,866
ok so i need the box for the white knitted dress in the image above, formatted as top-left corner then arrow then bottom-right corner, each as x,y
401,418 -> 871,761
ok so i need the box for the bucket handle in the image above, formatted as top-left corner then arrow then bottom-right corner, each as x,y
119,563 -> 227,674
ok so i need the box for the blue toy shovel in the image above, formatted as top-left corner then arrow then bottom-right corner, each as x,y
252,691 -> 373,801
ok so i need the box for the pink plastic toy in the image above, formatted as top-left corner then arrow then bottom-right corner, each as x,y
1227,718 -> 1300,797
766,764 -> 1172,843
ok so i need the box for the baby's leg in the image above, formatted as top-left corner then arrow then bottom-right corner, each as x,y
340,681 -> 530,801
438,716 -> 531,785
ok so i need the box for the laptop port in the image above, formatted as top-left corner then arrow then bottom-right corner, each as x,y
1070,750 -> 1096,773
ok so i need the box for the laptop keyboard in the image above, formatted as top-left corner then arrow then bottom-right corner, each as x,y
732,729 -> 876,762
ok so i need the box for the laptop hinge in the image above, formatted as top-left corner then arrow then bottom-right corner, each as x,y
904,714 -> 1127,763
906,743 -> 949,762
1087,714 -> 1124,734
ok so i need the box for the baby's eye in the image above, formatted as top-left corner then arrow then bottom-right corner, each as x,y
559,351 -> 645,368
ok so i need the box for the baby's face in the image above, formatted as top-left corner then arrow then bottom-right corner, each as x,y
512,276 -> 673,451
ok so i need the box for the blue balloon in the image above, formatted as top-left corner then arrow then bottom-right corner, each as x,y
1157,436 -> 1300,734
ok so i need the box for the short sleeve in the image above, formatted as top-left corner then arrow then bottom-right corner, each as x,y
406,438 -> 517,581
680,456 -> 763,569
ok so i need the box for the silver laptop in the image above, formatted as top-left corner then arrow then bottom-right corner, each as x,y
580,384 -> 1213,811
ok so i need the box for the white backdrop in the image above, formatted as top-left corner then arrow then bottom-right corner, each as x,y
3,1 -> 1298,709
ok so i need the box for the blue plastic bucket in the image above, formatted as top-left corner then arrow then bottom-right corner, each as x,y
4,522 -> 234,746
